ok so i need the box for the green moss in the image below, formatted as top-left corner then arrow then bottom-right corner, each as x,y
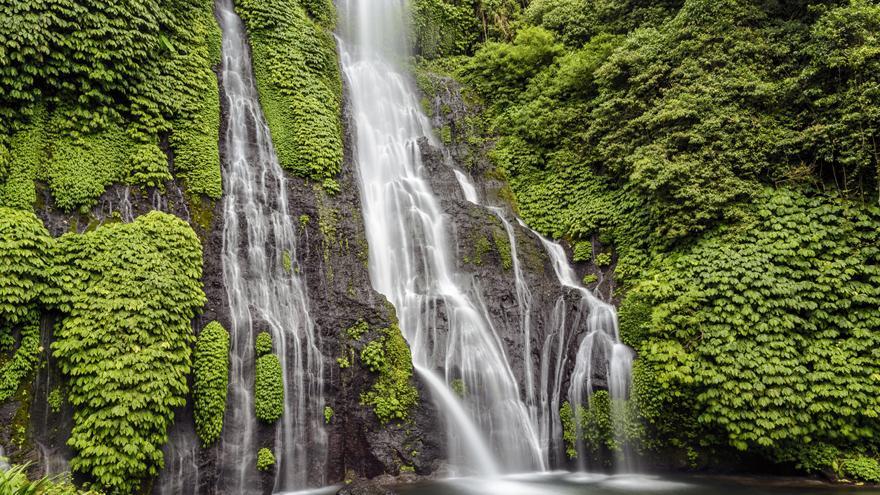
256,448 -> 276,471
346,320 -> 369,341
255,354 -> 284,422
581,273 -> 598,285
282,251 -> 293,273
324,406 -> 334,424
492,228 -> 513,270
194,321 -> 230,447
360,324 -> 419,424
238,0 -> 343,187
465,234 -> 494,266
450,378 -> 466,397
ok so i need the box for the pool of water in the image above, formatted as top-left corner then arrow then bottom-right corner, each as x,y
393,472 -> 880,495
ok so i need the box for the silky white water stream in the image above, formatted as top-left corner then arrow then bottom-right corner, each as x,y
215,0 -> 327,491
338,0 -> 545,475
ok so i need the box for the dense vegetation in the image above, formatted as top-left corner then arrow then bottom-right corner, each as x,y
0,0 -> 222,212
254,332 -> 284,423
416,0 -> 880,480
194,321 -> 230,446
237,0 -> 344,191
351,321 -> 419,424
0,210 -> 205,493
51,212 -> 206,493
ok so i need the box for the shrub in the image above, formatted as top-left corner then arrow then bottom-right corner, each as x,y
256,448 -> 275,471
255,354 -> 284,422
194,321 -> 230,447
255,332 -> 273,357
841,456 -> 880,483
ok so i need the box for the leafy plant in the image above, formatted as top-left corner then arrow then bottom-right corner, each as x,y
360,324 -> 419,424
255,332 -> 273,357
194,321 -> 230,447
50,212 -> 206,494
255,354 -> 284,422
256,448 -> 275,471
323,406 -> 334,424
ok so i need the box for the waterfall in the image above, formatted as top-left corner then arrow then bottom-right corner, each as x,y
453,167 -> 636,471
454,170 -> 541,458
526,224 -> 636,471
337,0 -> 545,475
215,0 -> 327,492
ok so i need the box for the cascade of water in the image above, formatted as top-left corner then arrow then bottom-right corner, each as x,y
338,0 -> 544,474
216,0 -> 326,491
453,170 -> 540,449
524,222 -> 635,470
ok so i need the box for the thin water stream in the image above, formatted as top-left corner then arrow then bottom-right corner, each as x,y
215,0 -> 326,491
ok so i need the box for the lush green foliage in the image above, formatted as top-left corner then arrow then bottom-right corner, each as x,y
255,332 -> 273,357
0,463 -> 100,495
0,208 -> 50,323
256,448 -> 275,471
622,190 -> 880,471
237,0 -> 343,189
0,208 -> 50,402
435,0 -> 880,479
360,324 -> 419,424
0,0 -> 222,210
50,212 -> 205,494
841,456 -> 880,483
0,314 -> 40,403
411,0 -> 523,58
254,354 -> 284,423
455,0 -> 879,283
194,321 -> 229,447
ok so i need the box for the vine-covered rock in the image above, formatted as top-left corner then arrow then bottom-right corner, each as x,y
50,212 -> 206,494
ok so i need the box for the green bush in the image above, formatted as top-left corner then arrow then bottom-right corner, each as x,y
256,448 -> 275,471
841,456 -> 880,483
194,321 -> 230,447
255,354 -> 284,422
0,463 -> 100,494
50,212 -> 206,494
593,252 -> 612,267
255,332 -> 273,357
360,324 -> 419,424
630,190 -> 880,458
